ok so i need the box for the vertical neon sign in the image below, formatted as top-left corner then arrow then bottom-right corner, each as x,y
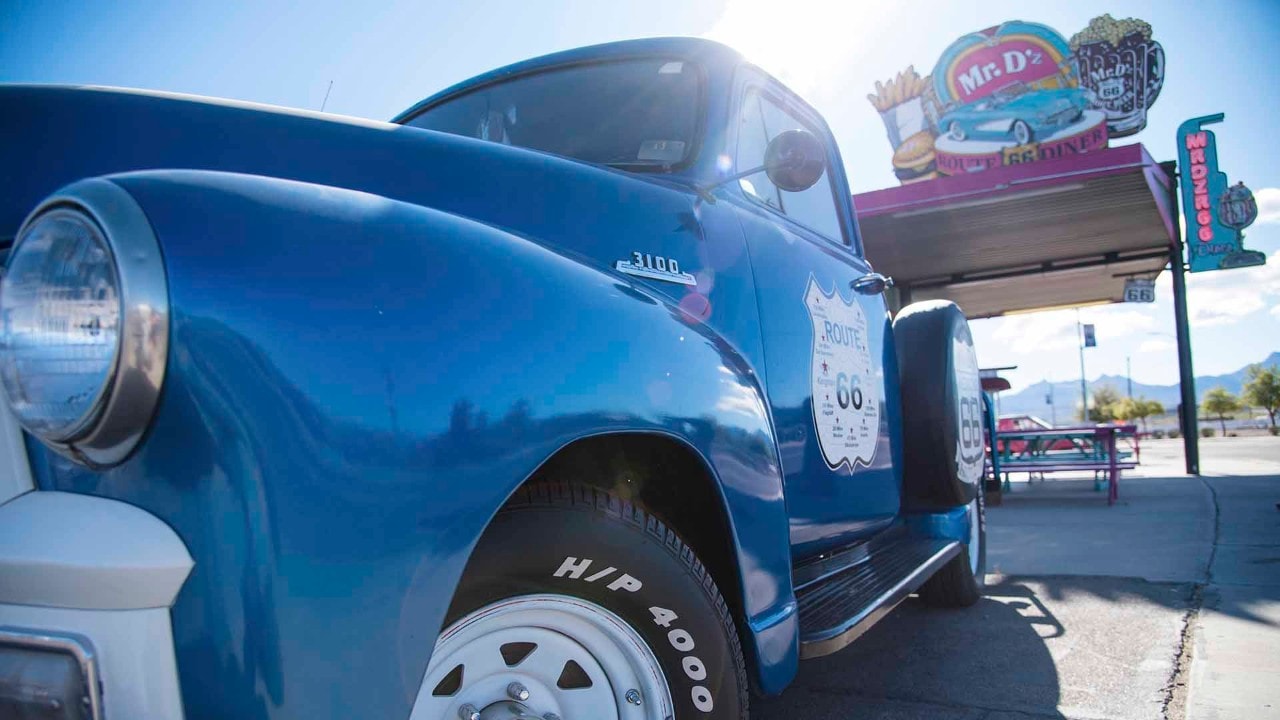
1176,114 -> 1264,272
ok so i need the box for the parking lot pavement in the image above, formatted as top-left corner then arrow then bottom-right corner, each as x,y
756,437 -> 1280,720
754,577 -> 1193,720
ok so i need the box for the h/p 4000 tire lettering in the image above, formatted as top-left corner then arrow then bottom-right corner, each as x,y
437,482 -> 749,719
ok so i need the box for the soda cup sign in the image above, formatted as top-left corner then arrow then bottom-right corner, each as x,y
1070,15 -> 1165,137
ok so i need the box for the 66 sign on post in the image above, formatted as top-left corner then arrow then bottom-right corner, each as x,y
1123,278 -> 1156,303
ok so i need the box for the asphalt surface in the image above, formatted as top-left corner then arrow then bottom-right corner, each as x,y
754,437 -> 1280,720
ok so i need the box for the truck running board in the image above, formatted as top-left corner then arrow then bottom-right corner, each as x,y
796,534 -> 961,659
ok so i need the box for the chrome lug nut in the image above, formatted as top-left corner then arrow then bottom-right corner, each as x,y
458,704 -> 480,720
625,688 -> 642,705
507,681 -> 531,702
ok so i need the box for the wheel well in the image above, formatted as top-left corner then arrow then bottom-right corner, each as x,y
517,432 -> 747,637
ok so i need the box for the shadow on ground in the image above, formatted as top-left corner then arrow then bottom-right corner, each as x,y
754,575 -> 1194,720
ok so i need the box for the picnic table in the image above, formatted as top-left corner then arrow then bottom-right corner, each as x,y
991,424 -> 1139,505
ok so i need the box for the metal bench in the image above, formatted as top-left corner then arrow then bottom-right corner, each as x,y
992,424 -> 1139,505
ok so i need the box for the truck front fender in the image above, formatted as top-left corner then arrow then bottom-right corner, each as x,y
39,170 -> 796,717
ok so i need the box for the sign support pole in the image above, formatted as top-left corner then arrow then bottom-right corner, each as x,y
1161,160 -> 1199,475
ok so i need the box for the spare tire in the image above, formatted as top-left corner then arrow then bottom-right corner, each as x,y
893,300 -> 986,509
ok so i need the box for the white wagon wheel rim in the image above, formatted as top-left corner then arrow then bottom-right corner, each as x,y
412,594 -> 673,720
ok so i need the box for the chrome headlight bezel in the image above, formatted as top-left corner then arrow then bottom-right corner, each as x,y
2,178 -> 169,467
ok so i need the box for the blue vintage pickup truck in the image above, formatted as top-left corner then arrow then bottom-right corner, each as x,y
0,37 -> 987,720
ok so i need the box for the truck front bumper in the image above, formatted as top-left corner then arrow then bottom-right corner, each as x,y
0,490 -> 193,719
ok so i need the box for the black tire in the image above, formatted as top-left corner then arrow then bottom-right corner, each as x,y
894,300 -> 987,509
918,479 -> 986,607
445,482 -> 749,719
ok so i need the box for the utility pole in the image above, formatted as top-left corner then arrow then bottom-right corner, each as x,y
1127,356 -> 1133,398
1077,310 -> 1089,423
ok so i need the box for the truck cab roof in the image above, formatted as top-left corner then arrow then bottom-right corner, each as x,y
392,37 -> 746,124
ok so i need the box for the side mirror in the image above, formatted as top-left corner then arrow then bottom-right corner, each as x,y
764,129 -> 826,192
694,128 -> 828,203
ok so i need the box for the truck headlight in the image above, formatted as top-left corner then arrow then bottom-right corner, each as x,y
0,179 -> 168,467
1,209 -> 119,438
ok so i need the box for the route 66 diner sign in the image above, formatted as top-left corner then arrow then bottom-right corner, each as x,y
867,15 -> 1164,185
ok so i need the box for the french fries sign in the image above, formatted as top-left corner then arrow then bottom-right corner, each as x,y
869,15 -> 1164,185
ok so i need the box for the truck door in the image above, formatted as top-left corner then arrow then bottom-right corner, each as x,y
731,77 -> 902,559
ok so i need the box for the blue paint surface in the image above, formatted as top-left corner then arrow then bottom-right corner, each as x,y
1,37 -> 971,716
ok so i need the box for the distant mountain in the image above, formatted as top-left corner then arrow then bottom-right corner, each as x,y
995,351 -> 1280,419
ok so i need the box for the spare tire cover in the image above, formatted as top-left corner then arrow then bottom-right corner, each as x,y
893,300 -> 985,508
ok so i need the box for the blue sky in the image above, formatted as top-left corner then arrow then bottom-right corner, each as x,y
4,0 -> 1279,397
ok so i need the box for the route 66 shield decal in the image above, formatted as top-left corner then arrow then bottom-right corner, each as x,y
806,276 -> 880,470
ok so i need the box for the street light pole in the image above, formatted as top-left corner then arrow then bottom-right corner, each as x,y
1048,379 -> 1056,425
1077,310 -> 1088,422
1127,356 -> 1133,398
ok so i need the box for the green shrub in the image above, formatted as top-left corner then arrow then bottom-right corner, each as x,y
1200,428 -> 1215,438
1152,429 -> 1165,439
1168,430 -> 1180,439
1270,426 -> 1279,437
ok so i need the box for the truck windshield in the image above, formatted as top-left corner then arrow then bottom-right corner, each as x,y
403,58 -> 701,170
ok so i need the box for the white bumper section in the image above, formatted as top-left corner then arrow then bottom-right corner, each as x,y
0,477 -> 193,718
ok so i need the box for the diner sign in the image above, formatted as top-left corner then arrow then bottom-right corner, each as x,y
869,15 -> 1164,185
1177,114 -> 1266,272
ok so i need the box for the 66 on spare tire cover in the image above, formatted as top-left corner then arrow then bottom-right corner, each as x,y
893,300 -> 986,508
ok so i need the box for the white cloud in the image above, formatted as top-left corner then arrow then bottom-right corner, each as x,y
1189,288 -> 1266,327
987,305 -> 1157,354
1271,304 -> 1280,319
990,310 -> 1079,354
1138,338 -> 1174,353
1082,307 -> 1158,338
1255,187 -> 1280,225
1184,251 -> 1280,327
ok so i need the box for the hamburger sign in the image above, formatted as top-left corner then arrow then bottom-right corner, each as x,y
869,15 -> 1164,184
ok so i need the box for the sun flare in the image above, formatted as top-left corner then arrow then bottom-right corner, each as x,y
706,0 -> 893,99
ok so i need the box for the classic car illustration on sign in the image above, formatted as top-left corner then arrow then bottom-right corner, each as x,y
0,38 -> 990,720
938,82 -> 1093,145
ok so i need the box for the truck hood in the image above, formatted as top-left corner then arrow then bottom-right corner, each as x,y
0,85 -> 710,300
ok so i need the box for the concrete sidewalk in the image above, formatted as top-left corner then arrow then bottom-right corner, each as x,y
754,575 -> 1195,720
983,474 -> 1206,720
756,437 -> 1279,719
1187,473 -> 1280,720
990,438 -> 1280,720
987,475 -> 1213,583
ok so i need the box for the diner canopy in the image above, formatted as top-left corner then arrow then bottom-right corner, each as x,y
853,144 -> 1176,319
